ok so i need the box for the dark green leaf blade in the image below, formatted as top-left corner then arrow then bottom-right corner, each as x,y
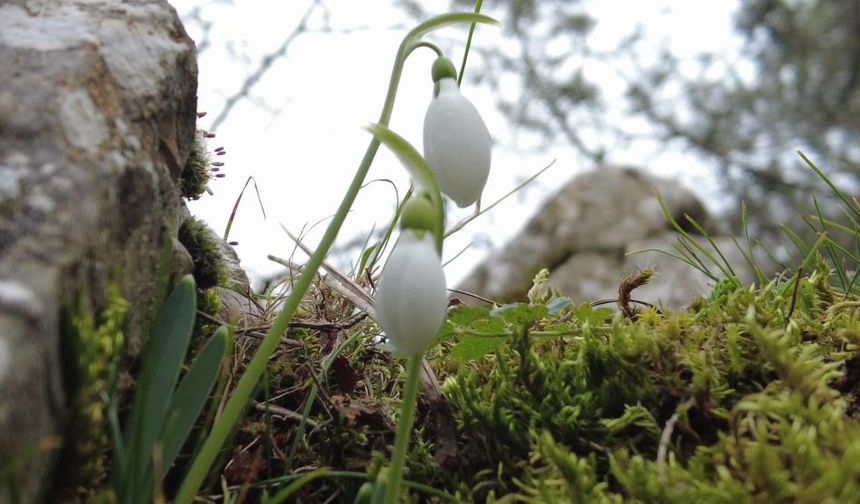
160,325 -> 230,477
125,275 -> 197,498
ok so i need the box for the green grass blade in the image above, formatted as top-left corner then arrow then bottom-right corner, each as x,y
266,468 -> 329,504
779,223 -> 810,257
673,239 -> 718,280
811,197 -> 849,290
798,151 -> 860,221
740,202 -> 768,285
353,224 -> 378,278
683,213 -> 737,277
655,190 -> 730,279
848,232 -> 860,293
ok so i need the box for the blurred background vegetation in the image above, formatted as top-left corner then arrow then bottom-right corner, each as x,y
179,0 -> 860,275
400,0 -> 860,257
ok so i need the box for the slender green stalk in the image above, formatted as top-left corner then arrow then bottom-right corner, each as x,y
214,470 -> 456,500
173,13 -> 497,504
458,0 -> 484,86
175,111 -> 383,504
385,354 -> 424,504
175,36 -> 402,504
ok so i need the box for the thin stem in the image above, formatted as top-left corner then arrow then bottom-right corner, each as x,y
410,41 -> 444,58
173,31 -> 412,504
458,0 -> 484,86
385,354 -> 423,504
174,14 -> 498,503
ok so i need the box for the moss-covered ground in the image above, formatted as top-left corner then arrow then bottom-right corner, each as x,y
203,259 -> 860,503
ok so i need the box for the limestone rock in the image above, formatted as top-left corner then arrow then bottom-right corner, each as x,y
459,167 -> 757,308
0,1 -> 197,500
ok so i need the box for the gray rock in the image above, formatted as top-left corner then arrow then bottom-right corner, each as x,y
459,167 -> 757,308
0,0 -> 196,500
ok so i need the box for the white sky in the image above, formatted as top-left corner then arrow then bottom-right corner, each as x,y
172,0 -> 741,287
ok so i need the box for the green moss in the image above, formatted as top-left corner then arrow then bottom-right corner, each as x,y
405,270 -> 860,502
180,130 -> 211,200
178,217 -> 228,290
57,283 -> 128,502
193,286 -> 222,343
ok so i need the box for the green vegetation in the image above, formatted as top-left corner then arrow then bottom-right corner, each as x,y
181,131 -> 213,201
38,3 -> 860,501
112,276 -> 231,504
202,262 -> 859,502
178,217 -> 229,290
57,284 -> 128,502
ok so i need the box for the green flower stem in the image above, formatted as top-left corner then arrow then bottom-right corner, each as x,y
173,12 -> 497,504
364,123 -> 446,252
458,0 -> 484,86
410,41 -> 444,58
385,353 -> 424,504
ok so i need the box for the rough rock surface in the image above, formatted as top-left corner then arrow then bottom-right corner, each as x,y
0,1 -> 197,500
459,167 -> 757,308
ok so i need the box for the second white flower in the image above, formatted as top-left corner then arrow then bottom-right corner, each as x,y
423,74 -> 492,208
374,229 -> 448,356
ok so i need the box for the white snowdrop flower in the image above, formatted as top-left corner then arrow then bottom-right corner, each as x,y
423,57 -> 492,208
374,229 -> 447,356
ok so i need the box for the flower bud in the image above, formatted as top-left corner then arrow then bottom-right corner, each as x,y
374,230 -> 447,355
399,194 -> 436,233
431,57 -> 457,84
423,72 -> 491,208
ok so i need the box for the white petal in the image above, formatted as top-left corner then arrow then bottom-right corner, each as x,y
374,231 -> 448,355
423,78 -> 492,207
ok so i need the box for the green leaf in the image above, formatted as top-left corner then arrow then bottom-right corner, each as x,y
451,333 -> 507,361
364,124 -> 439,196
448,305 -> 492,326
160,325 -> 230,478
124,275 -> 197,500
357,241 -> 378,277
404,12 -> 498,48
436,320 -> 457,343
546,296 -> 572,314
364,123 -> 445,251
490,303 -> 549,327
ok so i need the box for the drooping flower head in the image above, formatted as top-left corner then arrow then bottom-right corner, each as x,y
423,57 -> 492,208
373,196 -> 448,356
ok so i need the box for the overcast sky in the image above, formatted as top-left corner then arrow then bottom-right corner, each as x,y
172,0 -> 741,287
